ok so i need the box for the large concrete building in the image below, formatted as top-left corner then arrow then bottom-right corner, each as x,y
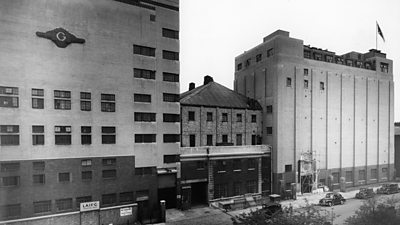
0,0 -> 179,222
235,30 -> 394,193
179,76 -> 271,209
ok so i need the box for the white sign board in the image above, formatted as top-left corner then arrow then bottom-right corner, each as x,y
80,201 -> 100,212
120,207 -> 132,217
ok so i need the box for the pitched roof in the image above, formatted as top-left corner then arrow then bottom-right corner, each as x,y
180,81 -> 262,110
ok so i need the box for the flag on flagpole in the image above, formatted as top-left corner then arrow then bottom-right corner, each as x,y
377,22 -> 385,42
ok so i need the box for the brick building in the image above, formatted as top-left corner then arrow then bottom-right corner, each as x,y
0,0 -> 179,223
179,76 -> 271,209
235,30 -> 395,193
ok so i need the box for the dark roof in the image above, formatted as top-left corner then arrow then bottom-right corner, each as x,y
180,81 -> 262,110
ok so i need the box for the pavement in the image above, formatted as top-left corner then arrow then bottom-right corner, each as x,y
162,182 -> 399,225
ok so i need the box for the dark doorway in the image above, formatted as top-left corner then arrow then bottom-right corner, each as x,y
158,187 -> 177,209
191,182 -> 208,206
301,175 -> 313,193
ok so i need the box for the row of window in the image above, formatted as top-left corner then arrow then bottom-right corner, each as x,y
187,134 -> 263,147
0,190 -> 148,218
0,87 -> 179,110
236,48 -> 274,71
286,77 -> 325,90
188,111 -> 258,123
214,180 -> 258,199
0,125 -> 180,146
329,167 -> 388,184
134,69 -> 179,82
133,45 -> 179,61
215,159 -> 258,172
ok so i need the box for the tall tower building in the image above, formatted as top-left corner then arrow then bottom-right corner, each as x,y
235,30 -> 394,193
0,0 -> 179,222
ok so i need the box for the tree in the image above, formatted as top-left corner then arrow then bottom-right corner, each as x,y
232,201 -> 335,225
345,196 -> 400,225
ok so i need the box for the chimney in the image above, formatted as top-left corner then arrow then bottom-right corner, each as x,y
203,75 -> 214,85
189,82 -> 195,91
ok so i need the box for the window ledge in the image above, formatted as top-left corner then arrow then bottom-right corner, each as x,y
233,169 -> 242,172
248,168 -> 255,171
217,171 -> 226,174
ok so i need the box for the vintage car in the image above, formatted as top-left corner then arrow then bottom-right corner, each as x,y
376,183 -> 399,195
319,192 -> 345,206
355,188 -> 375,199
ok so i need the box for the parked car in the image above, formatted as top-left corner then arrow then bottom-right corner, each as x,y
355,188 -> 375,199
376,183 -> 399,195
319,192 -> 345,206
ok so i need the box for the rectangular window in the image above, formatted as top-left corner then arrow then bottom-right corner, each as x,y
133,45 -> 155,57
54,90 -> 71,110
188,111 -> 195,121
248,159 -> 256,170
101,94 -> 115,112
135,167 -> 153,176
206,112 -> 213,121
0,86 -> 18,108
304,80 -> 309,89
251,135 -> 257,145
380,62 -> 389,73
163,72 -> 179,82
206,135 -> 213,146
33,161 -> 45,171
76,196 -> 92,209
222,134 -> 228,143
233,159 -> 241,171
251,114 -> 257,123
358,170 -> 366,181
163,134 -> 180,143
56,198 -> 72,211
1,176 -> 19,187
1,162 -> 20,172
189,134 -> 195,147
162,28 -> 179,39
33,174 -> 45,184
320,82 -> 325,90
236,114 -> 242,122
382,167 -> 388,178
0,204 -> 21,219
0,125 -> 20,146
266,127 -> 272,135
163,93 -> 179,102
346,59 -> 353,66
162,50 -> 179,61
336,57 -> 344,64
214,183 -> 228,199
134,94 -> 151,103
371,169 -> 377,179
216,160 -> 226,172
58,172 -> 70,182
120,192 -> 134,203
81,126 -> 91,145
81,171 -> 92,180
304,68 -> 309,76
332,172 -> 339,184
163,113 -> 180,122
285,164 -> 292,172
222,113 -> 228,122
237,63 -> 242,71
134,68 -> 155,80
236,134 -> 242,146
32,125 -> 44,145
80,92 -> 91,111
246,180 -> 257,193
150,14 -> 156,21
304,50 -> 311,59
286,78 -> 292,87
196,161 -> 205,170
234,182 -> 241,196
55,126 -> 71,145
256,54 -> 262,62
102,169 -> 116,179
134,112 -> 156,122
245,59 -> 250,67
33,201 -> 51,214
266,105 -> 272,114
163,154 -> 180,163
102,126 -> 116,144
32,88 -> 44,109
267,48 -> 274,57
101,193 -> 117,206
135,134 -> 156,143
102,158 -> 116,166
313,53 -> 322,61
325,55 -> 333,62
81,159 -> 92,167
345,171 -> 353,182
136,190 -> 149,201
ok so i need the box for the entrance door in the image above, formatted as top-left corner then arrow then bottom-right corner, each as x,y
181,186 -> 191,210
158,187 -> 177,209
301,175 -> 313,193
191,182 -> 208,206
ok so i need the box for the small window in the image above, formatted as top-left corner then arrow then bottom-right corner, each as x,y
135,167 -> 153,176
216,160 -> 226,172
245,59 -> 250,67
163,134 -> 180,143
222,113 -> 228,122
1,162 -> 20,172
32,88 -> 44,109
267,48 -> 274,57
81,126 -> 92,145
32,125 -> 44,145
346,59 -> 353,66
196,161 -> 205,170
266,127 -> 272,135
256,54 -> 262,62
320,82 -> 325,90
134,68 -> 155,80
134,94 -> 151,103
380,62 -> 389,73
102,126 -> 116,144
345,171 -> 353,182
233,159 -> 242,171
206,112 -> 213,121
358,170 -> 366,181
163,113 -> 180,122
234,182 -> 241,196
188,111 -> 195,121
304,80 -> 309,89
80,92 -> 91,111
162,50 -> 179,61
33,200 -> 51,214
236,114 -> 242,122
237,63 -> 242,71
102,169 -> 116,179
0,125 -> 20,146
102,158 -> 116,166
135,134 -> 156,143
286,78 -> 292,87
248,159 -> 256,170
336,57 -> 344,64
33,161 -> 45,171
251,135 -> 257,145
120,192 -> 134,204
304,68 -> 309,76
101,194 -> 117,206
189,134 -> 195,147
1,204 -> 21,219
266,105 -> 272,114
163,154 -> 180,163
134,112 -> 156,122
33,174 -> 45,184
163,93 -> 179,102
285,164 -> 292,172
222,135 -> 228,143
54,90 -> 71,110
101,94 -> 115,112
56,198 -> 73,211
162,28 -> 179,39
313,53 -> 322,61
1,176 -> 20,187
371,169 -> 378,179
382,167 -> 388,178
133,45 -> 155,57
236,134 -> 242,146
251,115 -> 257,123
81,159 -> 92,167
55,126 -> 71,145
206,135 -> 213,146
150,14 -> 156,21
58,172 -> 71,182
163,72 -> 179,82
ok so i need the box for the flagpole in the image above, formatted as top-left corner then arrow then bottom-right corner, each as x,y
376,21 -> 378,50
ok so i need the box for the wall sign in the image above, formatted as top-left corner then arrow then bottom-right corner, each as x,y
120,207 -> 133,217
80,201 -> 100,212
36,27 -> 85,48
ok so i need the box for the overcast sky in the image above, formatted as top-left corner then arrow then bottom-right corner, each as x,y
180,0 -> 400,121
